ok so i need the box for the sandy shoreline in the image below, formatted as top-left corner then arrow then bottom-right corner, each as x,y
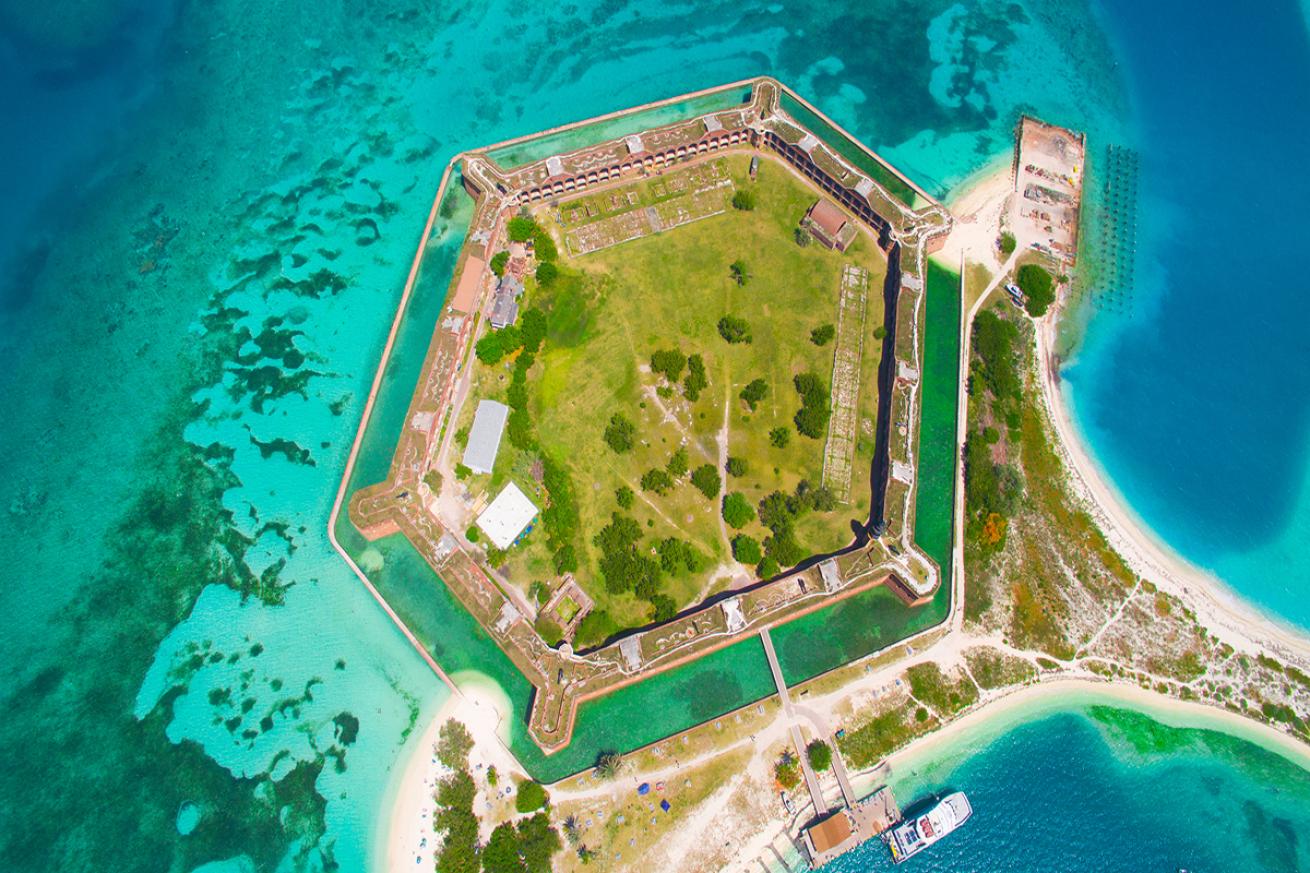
1035,313 -> 1310,665
885,677 -> 1310,780
379,673 -> 523,872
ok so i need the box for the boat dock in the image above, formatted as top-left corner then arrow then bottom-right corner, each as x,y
759,628 -> 902,867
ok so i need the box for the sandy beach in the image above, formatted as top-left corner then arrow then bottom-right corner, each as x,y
381,673 -> 524,872
1034,312 -> 1310,666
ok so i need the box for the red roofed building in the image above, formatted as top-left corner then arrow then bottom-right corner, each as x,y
803,199 -> 856,251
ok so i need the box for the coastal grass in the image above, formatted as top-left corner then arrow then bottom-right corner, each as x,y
484,154 -> 886,627
906,661 -> 979,717
964,647 -> 1038,690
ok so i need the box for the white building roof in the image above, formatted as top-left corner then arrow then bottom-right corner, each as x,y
462,400 -> 509,475
476,481 -> 539,550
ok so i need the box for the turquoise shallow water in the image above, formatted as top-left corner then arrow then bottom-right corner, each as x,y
817,704 -> 1310,872
1,0 -> 1306,870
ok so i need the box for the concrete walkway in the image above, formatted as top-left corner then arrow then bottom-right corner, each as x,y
761,629 -> 829,815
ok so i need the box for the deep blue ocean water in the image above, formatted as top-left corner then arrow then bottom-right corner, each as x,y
0,1 -> 1306,870
1061,0 -> 1310,627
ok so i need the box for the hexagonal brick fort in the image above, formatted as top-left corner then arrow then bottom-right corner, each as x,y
343,77 -> 954,755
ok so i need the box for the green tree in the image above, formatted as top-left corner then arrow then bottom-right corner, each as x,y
520,308 -> 548,354
683,354 -> 708,400
690,464 -> 721,499
810,323 -> 836,346
517,812 -> 562,873
507,215 -> 538,242
722,492 -> 755,529
535,616 -> 563,646
731,189 -> 756,211
732,534 -> 762,565
725,456 -> 746,477
575,610 -> 617,648
603,414 -> 636,453
728,260 -> 751,286
490,250 -> 509,276
514,780 -> 550,813
793,372 -> 831,438
641,468 -> 674,494
769,426 -> 791,448
806,740 -> 832,772
999,231 -> 1017,256
971,309 -> 1020,400
465,525 -> 480,542
436,720 -> 474,769
615,485 -> 635,509
476,325 -> 522,365
666,448 -> 689,478
775,750 -> 801,788
531,228 -> 558,262
650,594 -> 678,623
739,378 -> 768,411
873,325 -> 887,340
757,556 -> 780,579
717,315 -> 752,343
535,261 -> 558,285
1017,263 -> 1056,317
594,752 -> 625,780
482,822 -> 525,873
552,543 -> 577,575
650,348 -> 687,382
794,226 -> 812,247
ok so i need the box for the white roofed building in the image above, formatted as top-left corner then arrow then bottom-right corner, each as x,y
462,400 -> 509,475
476,481 -> 539,550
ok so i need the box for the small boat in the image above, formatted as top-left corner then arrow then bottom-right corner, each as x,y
886,792 -> 972,864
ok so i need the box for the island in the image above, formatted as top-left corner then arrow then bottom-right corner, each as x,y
327,77 -> 1310,872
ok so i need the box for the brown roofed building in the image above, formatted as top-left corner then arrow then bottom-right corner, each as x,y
803,199 -> 856,251
449,256 -> 486,314
803,809 -> 855,859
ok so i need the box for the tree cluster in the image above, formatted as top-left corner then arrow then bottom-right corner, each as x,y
593,512 -> 702,611
971,309 -> 1020,401
756,479 -> 834,570
792,372 -> 831,438
810,323 -> 835,346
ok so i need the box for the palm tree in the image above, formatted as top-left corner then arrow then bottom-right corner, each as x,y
593,751 -> 624,780
562,814 -> 581,846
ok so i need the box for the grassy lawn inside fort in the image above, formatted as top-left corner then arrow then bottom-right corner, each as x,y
461,154 -> 888,642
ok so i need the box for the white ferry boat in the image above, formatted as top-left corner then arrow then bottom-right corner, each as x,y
886,792 -> 972,864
